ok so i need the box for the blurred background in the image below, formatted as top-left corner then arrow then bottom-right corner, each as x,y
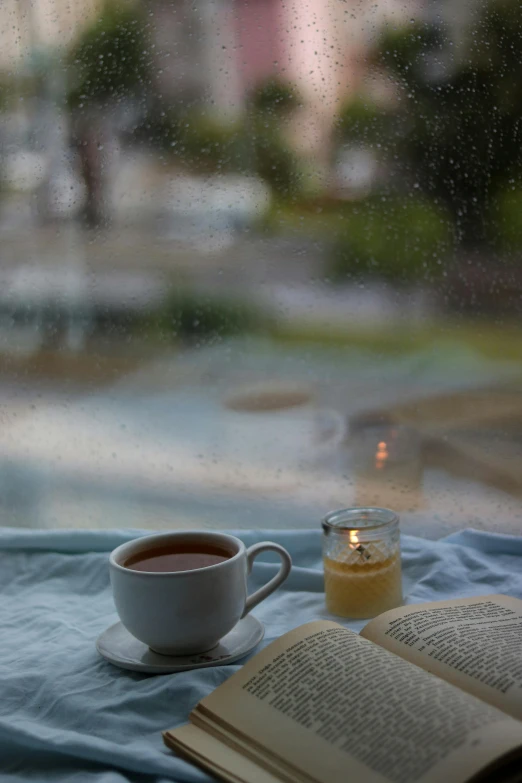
1,0 -> 522,537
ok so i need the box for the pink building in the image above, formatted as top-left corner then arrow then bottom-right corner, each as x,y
231,0 -> 405,160
234,0 -> 281,91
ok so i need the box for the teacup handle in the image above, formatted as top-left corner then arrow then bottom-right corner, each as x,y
242,542 -> 292,617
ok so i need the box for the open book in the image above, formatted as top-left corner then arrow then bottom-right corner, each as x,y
163,595 -> 522,783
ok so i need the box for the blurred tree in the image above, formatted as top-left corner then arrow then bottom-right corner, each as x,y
133,77 -> 303,198
249,79 -> 301,116
247,79 -> 302,198
329,195 -> 453,284
66,1 -> 150,227
158,290 -> 266,343
340,0 -> 522,251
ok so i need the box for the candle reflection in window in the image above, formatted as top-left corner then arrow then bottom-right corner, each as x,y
352,425 -> 423,511
375,440 -> 389,470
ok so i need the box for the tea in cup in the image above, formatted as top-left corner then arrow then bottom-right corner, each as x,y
109,531 -> 292,655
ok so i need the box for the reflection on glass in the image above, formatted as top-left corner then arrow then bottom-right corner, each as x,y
0,0 -> 521,536
351,425 -> 423,513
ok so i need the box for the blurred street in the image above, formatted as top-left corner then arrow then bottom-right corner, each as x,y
1,0 -> 522,540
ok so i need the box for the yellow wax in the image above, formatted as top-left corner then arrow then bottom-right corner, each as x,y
324,552 -> 402,619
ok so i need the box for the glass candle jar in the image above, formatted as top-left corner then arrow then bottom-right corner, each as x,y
322,507 -> 402,619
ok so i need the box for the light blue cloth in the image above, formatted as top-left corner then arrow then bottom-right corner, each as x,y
2,527 -> 522,782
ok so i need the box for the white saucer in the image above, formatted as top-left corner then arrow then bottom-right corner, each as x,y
96,615 -> 265,674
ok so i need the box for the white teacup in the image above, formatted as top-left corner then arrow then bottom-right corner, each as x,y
109,531 -> 292,655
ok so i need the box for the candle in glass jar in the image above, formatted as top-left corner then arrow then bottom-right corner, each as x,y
322,508 -> 403,620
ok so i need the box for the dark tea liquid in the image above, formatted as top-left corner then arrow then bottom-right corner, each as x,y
123,542 -> 231,573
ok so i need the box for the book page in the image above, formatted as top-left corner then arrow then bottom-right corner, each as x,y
361,594 -> 522,720
166,621 -> 522,783
164,724 -> 283,783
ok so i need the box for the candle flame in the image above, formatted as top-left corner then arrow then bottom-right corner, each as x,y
375,440 -> 389,470
347,529 -> 370,561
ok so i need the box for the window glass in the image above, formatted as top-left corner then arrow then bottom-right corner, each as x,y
1,0 -> 521,537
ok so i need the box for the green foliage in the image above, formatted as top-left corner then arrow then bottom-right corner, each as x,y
177,113 -> 247,172
250,118 -> 301,197
132,105 -> 180,150
249,79 -> 300,115
134,106 -> 248,172
134,77 -> 302,195
470,0 -> 522,113
490,186 -> 522,253
247,79 -> 303,197
329,196 -> 454,284
377,23 -> 444,78
157,290 -> 266,341
336,97 -> 392,144
0,75 -> 15,111
66,2 -> 149,110
1,289 -> 267,343
168,79 -> 303,195
68,23 -> 303,196
339,0 -> 522,248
